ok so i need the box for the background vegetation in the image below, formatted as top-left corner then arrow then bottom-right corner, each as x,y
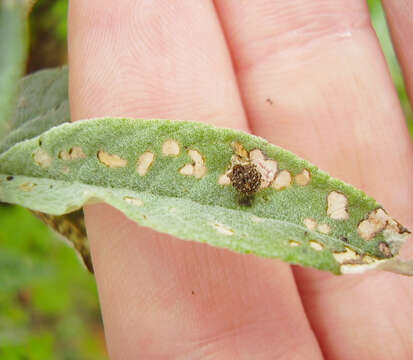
0,0 -> 411,358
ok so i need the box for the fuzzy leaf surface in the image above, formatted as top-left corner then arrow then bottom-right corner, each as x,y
1,116 -> 411,275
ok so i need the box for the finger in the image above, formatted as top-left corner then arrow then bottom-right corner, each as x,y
382,0 -> 413,104
68,1 -> 323,359
214,0 -> 413,359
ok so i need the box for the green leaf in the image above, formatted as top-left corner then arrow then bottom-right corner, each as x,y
0,66 -> 69,154
0,115 -> 411,275
0,0 -> 29,139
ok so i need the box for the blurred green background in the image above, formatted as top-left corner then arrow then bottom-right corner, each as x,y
1,0 -> 412,358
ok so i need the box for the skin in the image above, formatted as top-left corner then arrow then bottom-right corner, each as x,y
68,1 -> 413,359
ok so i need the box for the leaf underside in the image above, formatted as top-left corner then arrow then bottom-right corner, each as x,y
1,68 -> 412,276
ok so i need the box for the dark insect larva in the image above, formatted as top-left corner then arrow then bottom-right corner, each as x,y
228,163 -> 261,195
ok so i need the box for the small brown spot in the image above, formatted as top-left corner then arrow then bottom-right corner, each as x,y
327,191 -> 349,220
59,147 -> 86,160
271,170 -> 292,190
33,148 -> 52,168
162,139 -> 180,156
137,151 -> 155,176
266,98 -> 273,105
228,164 -> 261,195
289,240 -> 300,247
191,290 -> 195,295
295,169 -> 311,186
98,150 -> 128,168
19,182 -> 36,192
379,242 -> 392,257
6,176 -> 13,181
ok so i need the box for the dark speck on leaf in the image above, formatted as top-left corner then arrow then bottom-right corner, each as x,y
6,176 -> 13,181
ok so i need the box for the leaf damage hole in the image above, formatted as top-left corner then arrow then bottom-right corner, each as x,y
303,218 -> 317,231
33,148 -> 52,168
357,208 -> 408,241
162,139 -> 180,156
317,223 -> 331,234
303,218 -> 331,234
218,173 -> 231,186
332,247 -> 359,263
249,149 -> 278,188
271,170 -> 292,190
137,151 -> 155,176
97,150 -> 128,168
60,147 -> 86,160
289,240 -> 301,247
179,149 -> 206,178
295,169 -> 311,186
327,191 -> 349,220
309,240 -> 324,251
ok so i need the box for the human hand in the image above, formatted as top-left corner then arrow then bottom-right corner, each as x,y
68,1 -> 413,358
